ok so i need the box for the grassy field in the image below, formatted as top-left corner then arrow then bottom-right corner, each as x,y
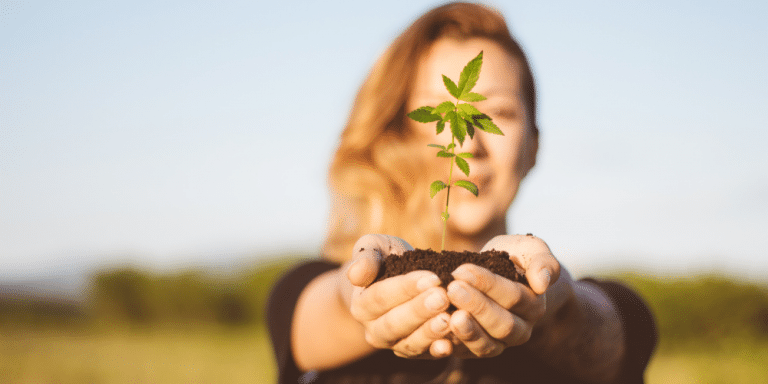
0,326 -> 276,384
2,326 -> 767,384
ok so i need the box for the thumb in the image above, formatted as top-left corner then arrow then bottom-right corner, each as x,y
347,234 -> 413,287
346,248 -> 383,287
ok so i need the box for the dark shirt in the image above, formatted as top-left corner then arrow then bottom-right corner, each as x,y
267,260 -> 657,384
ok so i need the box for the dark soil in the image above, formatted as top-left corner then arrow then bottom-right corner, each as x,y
373,248 -> 528,288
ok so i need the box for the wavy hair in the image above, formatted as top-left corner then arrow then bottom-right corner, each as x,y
323,2 -> 538,262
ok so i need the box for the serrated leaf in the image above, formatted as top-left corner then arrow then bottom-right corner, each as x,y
458,103 -> 482,117
436,150 -> 454,158
455,156 -> 470,176
407,106 -> 440,123
444,110 -> 457,123
450,113 -> 466,146
466,120 -> 475,139
457,152 -> 474,158
442,75 -> 459,99
455,180 -> 479,196
475,117 -> 504,135
457,51 -> 483,96
436,101 -> 455,114
459,92 -> 487,102
430,180 -> 448,198
427,144 -> 445,150
436,119 -> 445,134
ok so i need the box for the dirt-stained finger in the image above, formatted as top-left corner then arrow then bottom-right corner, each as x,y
392,313 -> 452,358
448,310 -> 504,358
352,270 -> 441,322
451,264 -> 545,321
366,287 -> 449,348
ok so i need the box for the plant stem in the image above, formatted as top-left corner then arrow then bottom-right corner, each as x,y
440,103 -> 459,251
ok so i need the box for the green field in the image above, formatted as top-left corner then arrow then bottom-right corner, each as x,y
0,326 -> 276,384
2,265 -> 766,382
2,326 -> 767,384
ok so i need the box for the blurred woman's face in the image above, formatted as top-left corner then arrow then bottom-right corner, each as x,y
406,38 -> 538,237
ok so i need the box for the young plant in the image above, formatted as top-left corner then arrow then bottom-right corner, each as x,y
407,51 -> 503,251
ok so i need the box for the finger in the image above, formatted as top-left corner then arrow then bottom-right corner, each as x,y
451,264 -> 545,321
447,280 -> 533,344
366,287 -> 450,348
348,234 -> 414,287
429,339 -> 453,358
351,270 -> 441,321
347,248 -> 383,287
353,234 -> 414,258
392,313 -> 452,358
481,234 -> 560,294
448,310 -> 504,358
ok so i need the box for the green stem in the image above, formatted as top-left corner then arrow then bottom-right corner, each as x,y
442,143 -> 454,252
440,102 -> 460,252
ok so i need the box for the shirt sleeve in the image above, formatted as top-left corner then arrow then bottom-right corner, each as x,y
581,278 -> 658,384
266,259 -> 340,384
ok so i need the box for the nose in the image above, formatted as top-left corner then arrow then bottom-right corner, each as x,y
459,127 -> 487,159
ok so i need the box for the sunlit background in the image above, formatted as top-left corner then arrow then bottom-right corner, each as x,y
1,1 -> 767,383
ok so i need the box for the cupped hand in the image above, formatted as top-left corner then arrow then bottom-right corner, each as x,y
345,234 -> 454,359
446,234 -> 561,358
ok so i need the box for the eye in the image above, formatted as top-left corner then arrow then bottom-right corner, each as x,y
489,107 -> 517,121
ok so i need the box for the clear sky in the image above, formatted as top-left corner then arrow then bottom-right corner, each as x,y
1,0 -> 767,282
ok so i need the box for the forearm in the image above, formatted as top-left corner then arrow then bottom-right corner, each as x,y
526,270 -> 626,383
291,268 -> 376,371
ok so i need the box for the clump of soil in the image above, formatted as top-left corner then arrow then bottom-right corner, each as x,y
373,248 -> 528,288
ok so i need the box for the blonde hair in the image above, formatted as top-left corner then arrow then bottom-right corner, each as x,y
323,2 -> 538,262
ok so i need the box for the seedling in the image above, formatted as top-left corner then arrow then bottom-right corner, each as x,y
407,51 -> 503,251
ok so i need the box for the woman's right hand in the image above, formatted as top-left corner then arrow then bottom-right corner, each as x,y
344,234 -> 454,358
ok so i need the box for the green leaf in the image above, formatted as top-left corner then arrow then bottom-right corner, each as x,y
444,110 -> 457,124
455,180 -> 479,196
407,106 -> 440,123
430,180 -> 448,198
436,119 -> 445,134
458,103 -> 482,117
442,75 -> 459,98
450,113 -> 466,146
475,117 -> 503,135
466,120 -> 475,139
427,144 -> 445,150
455,156 -> 470,176
436,101 -> 455,114
459,92 -> 487,102
457,152 -> 474,158
436,150 -> 454,158
457,51 -> 483,96
446,143 -> 456,150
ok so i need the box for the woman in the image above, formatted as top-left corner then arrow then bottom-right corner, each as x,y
268,3 -> 656,383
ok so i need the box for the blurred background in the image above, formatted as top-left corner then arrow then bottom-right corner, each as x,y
1,0 -> 767,383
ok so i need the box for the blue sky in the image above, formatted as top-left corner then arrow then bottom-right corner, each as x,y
1,0 -> 767,282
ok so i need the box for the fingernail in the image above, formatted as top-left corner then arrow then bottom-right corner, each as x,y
456,315 -> 473,335
433,340 -> 449,356
425,291 -> 447,311
447,283 -> 469,304
451,265 -> 477,286
539,269 -> 551,289
417,274 -> 441,291
431,316 -> 448,333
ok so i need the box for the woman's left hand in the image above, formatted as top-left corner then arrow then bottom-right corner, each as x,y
446,234 -> 561,358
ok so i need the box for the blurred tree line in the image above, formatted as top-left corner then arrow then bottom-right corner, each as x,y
86,257 -> 301,328
2,258 -> 768,348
